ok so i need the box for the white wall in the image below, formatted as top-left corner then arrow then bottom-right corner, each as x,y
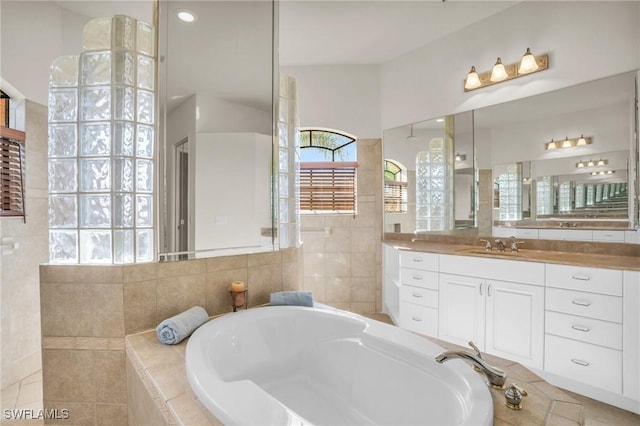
281,65 -> 381,138
194,133 -> 272,251
195,96 -> 272,135
380,1 -> 640,131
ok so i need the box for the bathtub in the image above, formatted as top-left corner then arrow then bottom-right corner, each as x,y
186,306 -> 493,425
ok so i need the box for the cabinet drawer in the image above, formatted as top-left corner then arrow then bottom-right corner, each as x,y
592,230 -> 625,242
546,287 -> 622,323
545,334 -> 622,394
546,264 -> 622,296
399,251 -> 439,271
399,302 -> 438,337
545,310 -> 622,350
400,285 -> 438,308
400,268 -> 438,290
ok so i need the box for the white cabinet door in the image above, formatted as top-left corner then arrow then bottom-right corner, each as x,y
438,273 -> 486,349
485,279 -> 544,369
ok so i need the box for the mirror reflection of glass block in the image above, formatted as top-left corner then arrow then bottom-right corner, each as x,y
136,125 -> 154,158
136,160 -> 153,193
279,199 -> 288,223
279,174 -> 288,198
279,226 -> 289,248
114,230 -> 134,264
80,87 -> 111,121
49,159 -> 77,193
136,90 -> 154,124
113,51 -> 134,86
80,230 -> 112,264
279,99 -> 288,123
113,194 -> 134,228
49,195 -> 77,228
48,124 -> 77,157
113,86 -> 134,121
113,121 -> 134,156
279,75 -> 289,97
48,89 -> 78,122
137,55 -> 154,90
136,229 -> 154,262
431,178 -> 444,190
80,195 -> 111,228
80,123 -> 110,156
80,51 -> 111,86
136,195 -> 153,227
279,149 -> 288,172
50,55 -> 79,88
80,158 -> 110,192
278,122 -> 288,147
49,230 -> 78,264
113,15 -> 135,51
137,22 -> 154,56
82,17 -> 111,51
429,138 -> 443,151
113,158 -> 134,192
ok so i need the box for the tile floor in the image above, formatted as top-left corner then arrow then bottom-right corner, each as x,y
1,315 -> 639,426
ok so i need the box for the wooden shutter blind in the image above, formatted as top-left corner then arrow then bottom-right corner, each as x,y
0,126 -> 26,219
300,161 -> 357,213
384,181 -> 407,213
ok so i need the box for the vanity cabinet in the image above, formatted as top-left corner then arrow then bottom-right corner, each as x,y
438,255 -> 545,369
382,244 -> 401,324
544,264 -> 627,396
398,251 -> 439,337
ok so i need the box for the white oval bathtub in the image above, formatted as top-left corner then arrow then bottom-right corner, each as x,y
186,306 -> 493,425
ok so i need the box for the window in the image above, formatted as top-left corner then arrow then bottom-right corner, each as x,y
384,160 -> 407,213
0,126 -> 26,220
299,129 -> 357,213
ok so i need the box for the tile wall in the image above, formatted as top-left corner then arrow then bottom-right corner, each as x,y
39,247 -> 301,425
300,138 -> 383,313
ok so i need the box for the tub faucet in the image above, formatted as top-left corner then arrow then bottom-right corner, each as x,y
435,342 -> 507,389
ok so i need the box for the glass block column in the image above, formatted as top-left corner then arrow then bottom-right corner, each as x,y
48,15 -> 155,264
497,163 -> 523,221
536,176 -> 554,215
277,75 -> 300,248
415,137 -> 454,232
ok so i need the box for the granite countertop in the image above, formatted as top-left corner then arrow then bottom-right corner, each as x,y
384,238 -> 640,271
126,323 -> 583,426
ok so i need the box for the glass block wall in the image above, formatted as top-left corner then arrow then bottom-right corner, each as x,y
416,137 -> 454,232
558,181 -> 572,212
277,75 -> 300,248
48,16 -> 155,264
497,163 -> 523,221
536,176 -> 554,215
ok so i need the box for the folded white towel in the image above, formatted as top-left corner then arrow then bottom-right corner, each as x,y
270,291 -> 314,307
156,306 -> 209,345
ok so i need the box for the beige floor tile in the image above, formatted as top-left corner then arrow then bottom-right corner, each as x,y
16,380 -> 43,406
565,390 -> 640,426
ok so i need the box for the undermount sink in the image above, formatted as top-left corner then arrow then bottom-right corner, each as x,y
455,247 -> 534,258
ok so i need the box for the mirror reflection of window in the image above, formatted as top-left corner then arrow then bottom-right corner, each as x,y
384,159 -> 407,214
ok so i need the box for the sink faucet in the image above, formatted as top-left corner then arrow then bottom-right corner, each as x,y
435,342 -> 507,389
494,239 -> 506,252
479,239 -> 492,251
509,236 -> 525,252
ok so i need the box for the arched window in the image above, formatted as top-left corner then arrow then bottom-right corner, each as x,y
384,159 -> 407,213
299,129 -> 357,213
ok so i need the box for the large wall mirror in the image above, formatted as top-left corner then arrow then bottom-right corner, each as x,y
475,71 -> 638,231
157,0 -> 277,260
383,111 -> 476,235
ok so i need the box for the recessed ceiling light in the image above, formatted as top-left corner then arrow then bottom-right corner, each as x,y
177,9 -> 196,23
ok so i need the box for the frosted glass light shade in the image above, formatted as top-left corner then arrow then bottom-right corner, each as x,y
490,58 -> 508,82
464,66 -> 481,90
518,48 -> 539,74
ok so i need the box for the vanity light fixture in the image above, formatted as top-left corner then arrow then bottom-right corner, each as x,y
576,158 -> 608,168
455,153 -> 466,162
177,9 -> 197,23
545,135 -> 592,150
591,170 -> 615,176
464,48 -> 549,92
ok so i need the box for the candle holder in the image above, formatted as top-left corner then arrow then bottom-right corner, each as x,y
229,288 -> 248,312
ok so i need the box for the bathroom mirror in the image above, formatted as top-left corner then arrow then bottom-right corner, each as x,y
474,71 -> 637,231
383,111 -> 476,234
157,0 -> 277,260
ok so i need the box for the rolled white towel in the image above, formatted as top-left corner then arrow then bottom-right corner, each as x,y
156,306 -> 209,345
270,291 -> 314,307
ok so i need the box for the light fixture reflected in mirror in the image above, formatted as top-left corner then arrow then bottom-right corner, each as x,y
464,48 -> 549,92
176,9 -> 196,23
455,153 -> 466,162
545,135 -> 592,150
577,158 -> 607,168
591,170 -> 615,176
